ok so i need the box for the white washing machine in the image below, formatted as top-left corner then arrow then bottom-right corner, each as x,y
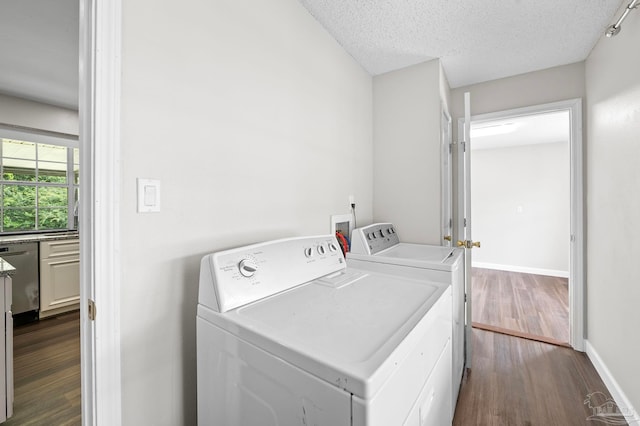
347,223 -> 465,406
197,235 -> 453,425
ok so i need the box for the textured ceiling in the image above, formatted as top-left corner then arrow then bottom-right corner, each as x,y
298,0 -> 625,87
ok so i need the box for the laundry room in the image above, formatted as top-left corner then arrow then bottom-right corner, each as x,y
2,0 -> 640,425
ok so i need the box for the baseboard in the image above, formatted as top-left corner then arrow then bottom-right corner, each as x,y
585,340 -> 640,424
472,262 -> 569,278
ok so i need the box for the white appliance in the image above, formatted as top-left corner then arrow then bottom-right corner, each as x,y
347,223 -> 465,406
197,235 -> 452,426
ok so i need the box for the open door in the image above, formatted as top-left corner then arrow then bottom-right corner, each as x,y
441,108 -> 453,247
457,92 -> 480,370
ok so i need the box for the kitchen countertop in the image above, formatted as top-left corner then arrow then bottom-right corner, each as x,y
0,231 -> 79,245
0,258 -> 15,276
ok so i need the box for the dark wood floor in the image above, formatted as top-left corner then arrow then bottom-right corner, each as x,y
2,307 -> 620,426
472,268 -> 570,345
453,328 -> 627,426
5,311 -> 80,426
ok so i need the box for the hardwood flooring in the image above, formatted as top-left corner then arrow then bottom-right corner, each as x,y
5,311 -> 80,426
453,328 -> 627,426
472,268 -> 569,345
0,306 -> 620,426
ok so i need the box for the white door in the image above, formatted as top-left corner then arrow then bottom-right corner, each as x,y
457,92 -> 479,370
441,109 -> 453,247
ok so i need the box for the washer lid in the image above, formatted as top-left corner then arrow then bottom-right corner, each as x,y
348,242 -> 461,271
378,243 -> 457,263
198,269 -> 447,399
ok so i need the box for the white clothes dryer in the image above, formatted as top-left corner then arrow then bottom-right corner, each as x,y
197,235 -> 453,425
347,223 -> 465,406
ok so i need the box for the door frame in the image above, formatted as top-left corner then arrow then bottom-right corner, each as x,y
79,0 -> 123,424
457,98 -> 584,351
441,106 -> 453,247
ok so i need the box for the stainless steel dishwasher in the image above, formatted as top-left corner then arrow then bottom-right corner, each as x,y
0,242 -> 39,322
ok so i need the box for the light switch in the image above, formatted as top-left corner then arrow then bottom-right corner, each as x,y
144,185 -> 156,206
137,178 -> 161,213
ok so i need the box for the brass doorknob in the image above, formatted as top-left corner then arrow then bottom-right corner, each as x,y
457,240 -> 481,248
443,236 -> 452,242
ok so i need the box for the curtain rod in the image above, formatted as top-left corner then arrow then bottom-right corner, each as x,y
606,0 -> 639,37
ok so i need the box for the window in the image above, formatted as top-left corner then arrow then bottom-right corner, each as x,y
1,138 -> 79,233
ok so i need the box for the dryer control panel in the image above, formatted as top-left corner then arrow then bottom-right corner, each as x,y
199,235 -> 346,312
350,223 -> 400,255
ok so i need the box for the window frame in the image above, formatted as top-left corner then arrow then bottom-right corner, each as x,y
0,126 -> 79,234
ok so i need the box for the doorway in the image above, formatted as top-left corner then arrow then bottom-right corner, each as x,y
458,99 -> 584,351
470,110 -> 571,346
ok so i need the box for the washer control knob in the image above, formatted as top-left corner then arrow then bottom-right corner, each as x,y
328,242 -> 338,252
304,247 -> 314,258
367,232 -> 373,240
378,230 -> 385,238
317,245 -> 326,255
238,259 -> 258,277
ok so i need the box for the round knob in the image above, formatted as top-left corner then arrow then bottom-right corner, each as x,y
304,247 -> 313,258
317,245 -> 326,255
367,232 -> 374,240
238,259 -> 258,277
378,230 -> 385,238
328,242 -> 338,252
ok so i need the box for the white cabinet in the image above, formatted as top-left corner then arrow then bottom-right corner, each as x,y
0,272 -> 13,422
39,239 -> 79,319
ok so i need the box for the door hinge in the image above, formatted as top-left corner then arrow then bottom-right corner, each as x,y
461,141 -> 466,152
88,299 -> 96,321
465,293 -> 467,303
464,218 -> 467,227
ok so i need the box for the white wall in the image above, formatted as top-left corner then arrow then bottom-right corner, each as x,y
372,59 -> 447,244
0,93 -> 78,135
450,62 -> 586,118
585,2 -> 640,415
119,0 -> 372,423
471,142 -> 569,275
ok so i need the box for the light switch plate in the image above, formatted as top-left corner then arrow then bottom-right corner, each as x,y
137,178 -> 161,213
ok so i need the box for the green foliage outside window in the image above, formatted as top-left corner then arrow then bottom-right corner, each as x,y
0,139 -> 78,233
2,184 -> 68,231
